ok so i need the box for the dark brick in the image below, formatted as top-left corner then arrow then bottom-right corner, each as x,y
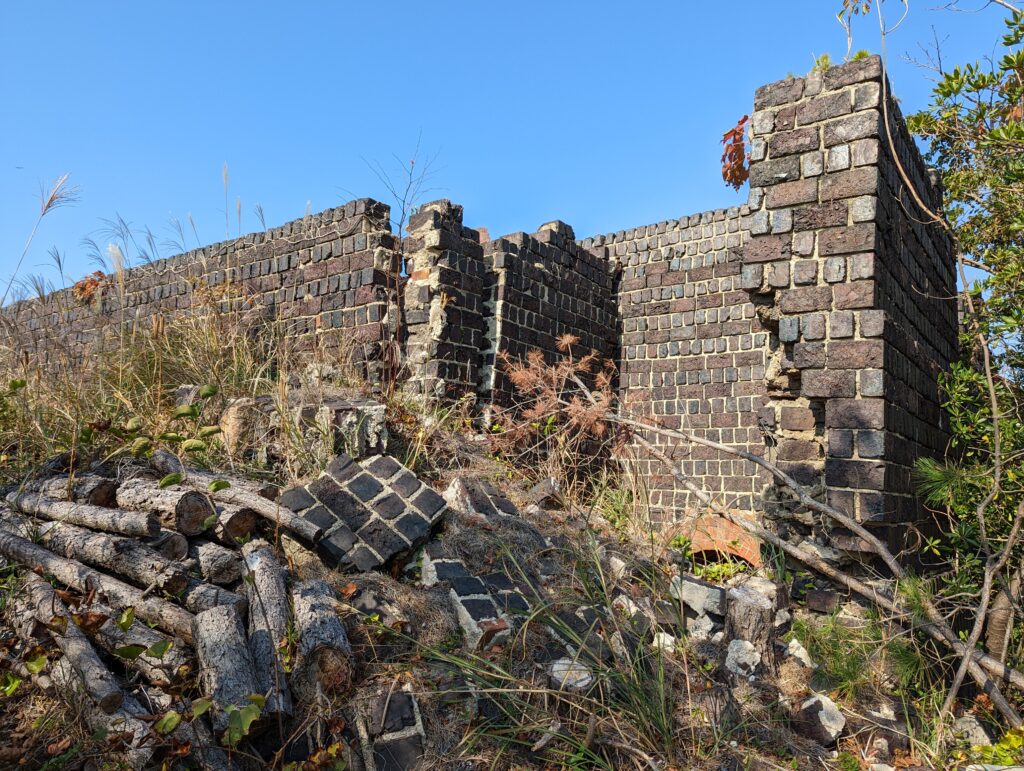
302,504 -> 337,531
793,202 -> 847,231
374,735 -> 424,771
279,486 -> 315,512
460,598 -> 500,622
347,473 -> 384,502
829,429 -> 854,458
358,519 -> 409,559
797,91 -> 852,125
820,167 -> 878,199
450,575 -> 488,596
802,369 -> 857,398
411,488 -> 446,519
827,340 -> 883,368
768,127 -> 819,157
373,493 -> 407,520
825,398 -> 884,429
370,693 -> 416,735
833,280 -> 875,309
365,455 -> 402,479
318,525 -> 358,562
741,234 -> 791,264
780,406 -> 816,431
327,453 -> 358,483
825,458 -> 885,490
347,545 -> 383,572
393,512 -> 431,543
818,224 -> 875,255
765,179 -> 818,208
779,286 -> 831,314
390,471 -> 421,498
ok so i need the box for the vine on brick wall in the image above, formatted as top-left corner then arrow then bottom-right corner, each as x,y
720,114 -> 750,191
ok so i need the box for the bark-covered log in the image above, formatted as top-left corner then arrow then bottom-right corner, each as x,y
5,492 -> 157,537
725,586 -> 777,677
181,576 -> 247,616
24,573 -> 124,713
0,512 -> 188,594
147,529 -> 189,561
290,579 -> 354,701
25,474 -> 119,507
115,477 -> 215,537
188,539 -> 243,585
192,604 -> 259,734
85,603 -> 191,687
0,527 -> 195,642
152,449 -> 322,543
209,504 -> 258,547
50,658 -> 153,770
242,539 -> 293,718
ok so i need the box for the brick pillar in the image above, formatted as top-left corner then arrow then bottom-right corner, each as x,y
740,56 -> 951,547
402,200 -> 487,400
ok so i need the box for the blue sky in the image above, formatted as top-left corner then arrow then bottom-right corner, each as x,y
0,2 -> 1000,293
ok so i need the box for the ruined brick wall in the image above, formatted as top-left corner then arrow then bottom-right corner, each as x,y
1,57 -> 957,561
480,221 -> 618,406
402,201 -> 488,400
582,208 -> 771,531
2,199 -> 400,379
741,56 -> 956,553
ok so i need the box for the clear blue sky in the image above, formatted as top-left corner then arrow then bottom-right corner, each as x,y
0,1 -> 1000,292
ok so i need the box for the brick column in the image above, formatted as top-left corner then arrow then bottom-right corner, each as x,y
402,200 -> 487,400
740,56 -> 940,545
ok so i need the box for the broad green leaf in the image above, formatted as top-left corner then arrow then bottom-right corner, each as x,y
207,479 -> 231,493
145,639 -> 173,659
158,473 -> 183,489
190,697 -> 213,719
0,673 -> 22,697
154,710 -> 182,735
172,404 -> 199,420
114,645 -> 147,660
124,417 -> 144,433
202,513 -> 219,531
198,425 -> 222,438
130,437 -> 152,456
247,693 -> 267,708
160,432 -> 185,444
181,439 -> 207,454
116,607 -> 135,631
24,654 -> 47,674
198,384 -> 218,399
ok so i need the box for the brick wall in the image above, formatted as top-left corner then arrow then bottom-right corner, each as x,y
481,221 -> 618,407
3,199 -> 400,380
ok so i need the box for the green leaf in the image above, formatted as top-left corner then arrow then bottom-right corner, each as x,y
202,513 -> 219,531
207,479 -> 231,493
172,404 -> 199,420
116,607 -> 135,632
124,417 -> 144,433
130,437 -> 152,457
181,439 -> 207,454
191,697 -> 213,719
238,702 -> 261,732
24,654 -> 47,674
145,639 -> 173,659
197,384 -> 218,399
113,645 -> 147,660
7,379 -> 26,392
154,710 -> 182,735
160,432 -> 185,444
247,693 -> 267,708
158,473 -> 183,489
0,673 -> 22,697
198,425 -> 222,438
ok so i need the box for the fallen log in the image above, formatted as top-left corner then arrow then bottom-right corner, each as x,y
152,450 -> 322,543
242,539 -> 293,718
147,530 -> 188,561
181,576 -> 247,616
25,474 -> 119,507
290,579 -> 354,701
115,476 -> 215,537
132,686 -> 231,771
189,539 -> 243,585
0,527 -> 194,642
5,492 -> 157,538
25,573 -> 123,713
85,604 -> 191,687
209,503 -> 258,547
0,512 -> 188,594
192,604 -> 259,734
50,658 -> 154,770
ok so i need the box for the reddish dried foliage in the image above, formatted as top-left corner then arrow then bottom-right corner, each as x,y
721,114 -> 750,191
71,271 -> 106,305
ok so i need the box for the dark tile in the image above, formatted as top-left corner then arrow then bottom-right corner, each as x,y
327,453 -> 358,483
390,471 -> 420,498
318,525 -> 358,562
393,512 -> 431,543
373,735 -> 424,771
347,545 -> 383,572
347,473 -> 384,502
365,455 -> 402,480
372,493 -> 406,520
482,572 -> 515,592
370,693 -> 415,735
302,504 -> 337,531
449,575 -> 487,597
460,598 -> 499,622
279,486 -> 315,512
433,561 -> 471,582
358,519 -> 409,559
411,488 -> 445,519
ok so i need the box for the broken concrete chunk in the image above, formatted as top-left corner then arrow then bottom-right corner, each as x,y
795,693 -> 846,745
670,574 -> 727,616
549,658 -> 595,692
725,639 -> 761,677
